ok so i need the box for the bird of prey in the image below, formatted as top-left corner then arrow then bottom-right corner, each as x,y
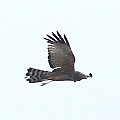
25,31 -> 92,86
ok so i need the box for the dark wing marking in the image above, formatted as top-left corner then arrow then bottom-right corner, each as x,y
46,34 -> 57,41
52,32 -> 61,41
56,31 -> 65,44
64,34 -> 70,47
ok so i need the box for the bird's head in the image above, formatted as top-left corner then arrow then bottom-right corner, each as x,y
79,72 -> 93,80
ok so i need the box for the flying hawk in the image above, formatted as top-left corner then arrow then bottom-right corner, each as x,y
25,31 -> 92,86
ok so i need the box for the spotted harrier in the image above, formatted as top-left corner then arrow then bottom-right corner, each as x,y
25,31 -> 92,86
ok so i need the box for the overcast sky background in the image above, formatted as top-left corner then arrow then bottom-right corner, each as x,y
0,0 -> 120,120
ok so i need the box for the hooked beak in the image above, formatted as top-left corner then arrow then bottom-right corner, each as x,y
86,73 -> 92,78
89,73 -> 92,77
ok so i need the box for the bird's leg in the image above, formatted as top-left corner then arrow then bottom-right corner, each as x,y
40,80 -> 52,86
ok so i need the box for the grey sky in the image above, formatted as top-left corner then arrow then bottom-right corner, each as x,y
0,0 -> 120,120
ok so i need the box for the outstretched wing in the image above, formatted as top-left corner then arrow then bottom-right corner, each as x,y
44,31 -> 75,73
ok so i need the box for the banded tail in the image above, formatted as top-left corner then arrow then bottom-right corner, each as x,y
25,67 -> 50,83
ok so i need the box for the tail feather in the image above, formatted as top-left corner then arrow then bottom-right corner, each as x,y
25,67 -> 50,83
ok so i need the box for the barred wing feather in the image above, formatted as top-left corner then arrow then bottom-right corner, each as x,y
44,31 -> 75,73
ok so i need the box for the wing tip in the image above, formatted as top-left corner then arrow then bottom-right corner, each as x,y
44,31 -> 71,47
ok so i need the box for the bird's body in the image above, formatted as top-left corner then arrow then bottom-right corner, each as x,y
25,31 -> 92,86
